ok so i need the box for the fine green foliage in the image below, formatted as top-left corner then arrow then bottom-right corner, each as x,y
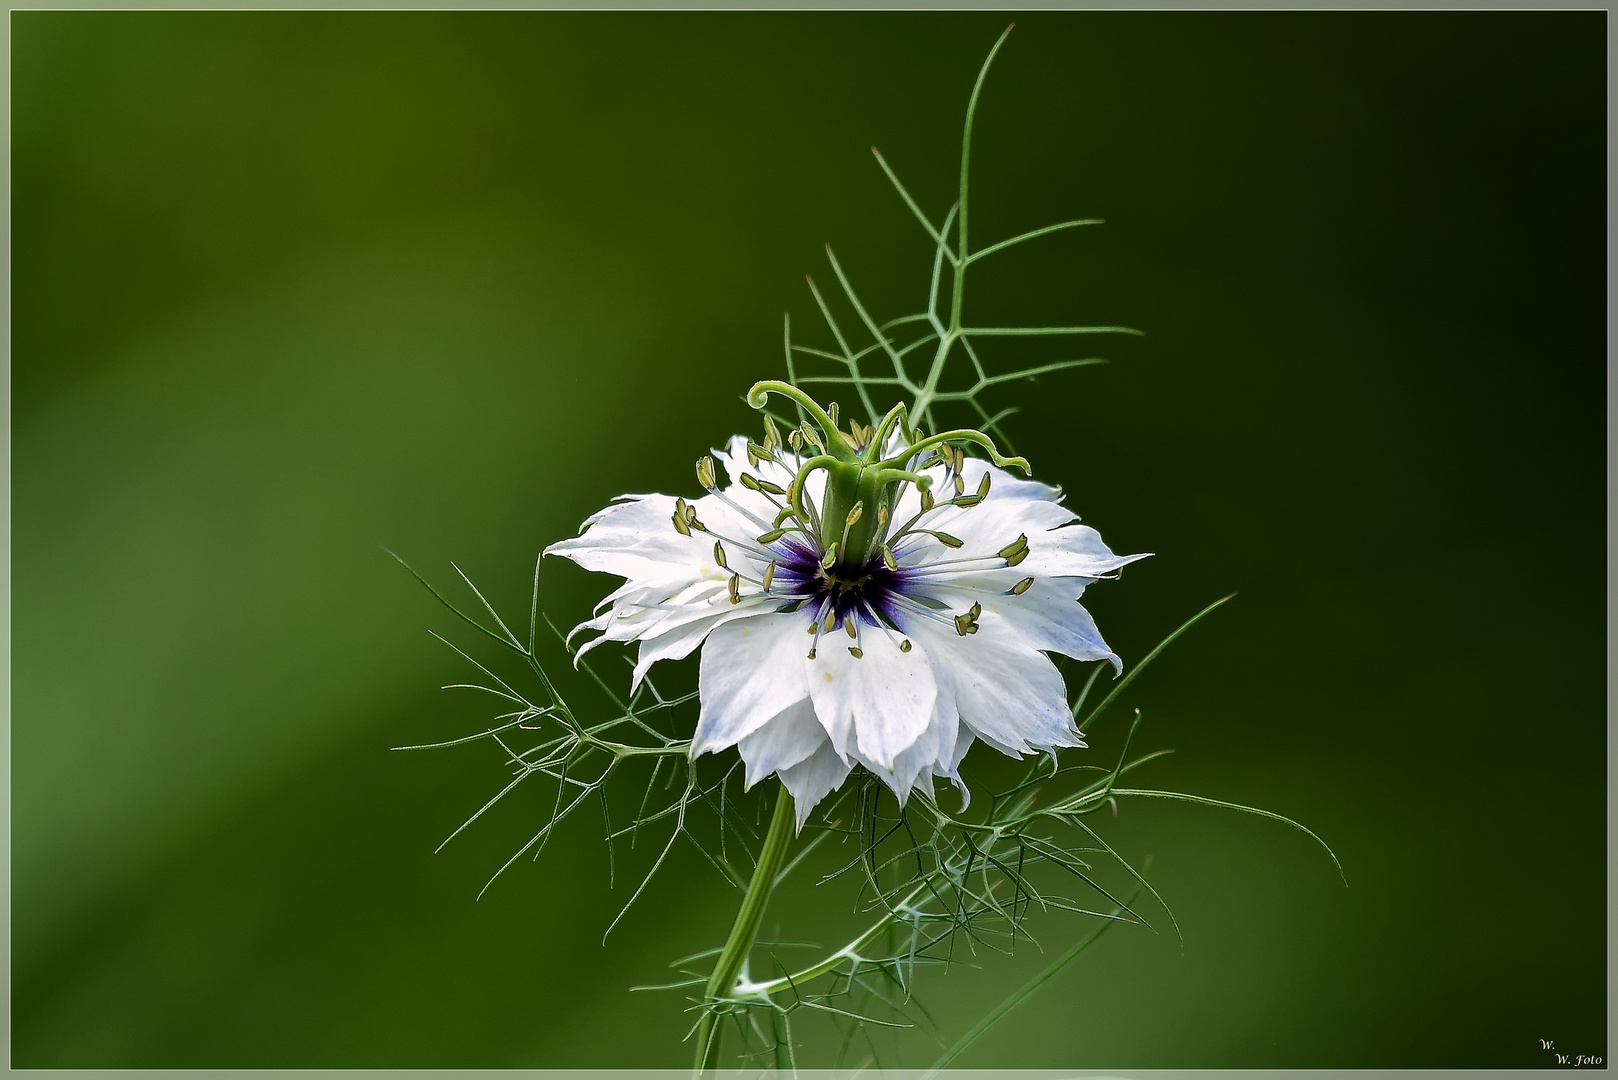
777,24 -> 1139,459
393,25 -> 1340,1072
394,545 -> 1339,1069
388,548 -> 756,941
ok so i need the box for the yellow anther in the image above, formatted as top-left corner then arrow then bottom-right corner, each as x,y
848,647 -> 864,659
881,545 -> 898,571
739,473 -> 761,491
921,489 -> 936,513
713,541 -> 728,570
757,479 -> 787,496
756,528 -> 787,544
696,455 -> 717,489
845,619 -> 857,639
762,561 -> 777,591
900,639 -> 912,653
728,574 -> 741,604
934,531 -> 963,549
1011,576 -> 1034,596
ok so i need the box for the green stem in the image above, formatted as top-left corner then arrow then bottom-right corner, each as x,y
692,783 -> 797,1076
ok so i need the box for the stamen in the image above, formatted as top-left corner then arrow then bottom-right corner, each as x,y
712,541 -> 728,570
821,543 -> 837,569
788,429 -> 805,453
885,593 -> 959,630
955,472 -> 991,508
684,505 -> 707,532
827,402 -> 840,429
756,528 -> 787,544
762,561 -> 777,592
900,639 -> 912,653
806,594 -> 835,658
839,502 -> 863,550
998,537 -> 1026,559
672,497 -> 691,536
848,647 -> 864,659
953,601 -> 983,637
921,488 -> 936,513
877,504 -> 889,529
756,478 -> 787,496
696,456 -> 717,490
901,555 -> 1017,579
764,416 -> 782,452
844,618 -> 857,639
739,473 -> 761,491
954,474 -> 965,497
881,545 -> 898,571
728,574 -> 741,604
710,488 -> 777,535
1010,576 -> 1035,595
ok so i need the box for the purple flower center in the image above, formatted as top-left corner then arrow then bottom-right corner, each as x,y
767,536 -> 913,631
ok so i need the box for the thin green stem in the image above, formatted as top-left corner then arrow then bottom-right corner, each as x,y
951,24 -> 1014,332
693,784 -> 797,1076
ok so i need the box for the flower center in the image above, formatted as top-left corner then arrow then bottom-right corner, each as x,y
681,383 -> 1041,659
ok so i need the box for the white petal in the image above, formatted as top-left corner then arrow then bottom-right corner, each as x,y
930,713 -> 976,810
693,613 -> 813,758
805,633 -> 937,771
738,698 -> 827,788
777,739 -> 853,832
852,695 -> 946,803
926,579 -> 1121,671
629,600 -> 758,689
917,611 -> 1083,757
546,493 -> 714,584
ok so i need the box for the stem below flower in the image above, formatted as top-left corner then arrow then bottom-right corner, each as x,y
692,782 -> 796,1077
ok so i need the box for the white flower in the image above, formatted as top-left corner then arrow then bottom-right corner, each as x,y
546,402 -> 1147,831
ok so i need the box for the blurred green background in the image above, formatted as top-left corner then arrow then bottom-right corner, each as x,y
12,10 -> 1605,1069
